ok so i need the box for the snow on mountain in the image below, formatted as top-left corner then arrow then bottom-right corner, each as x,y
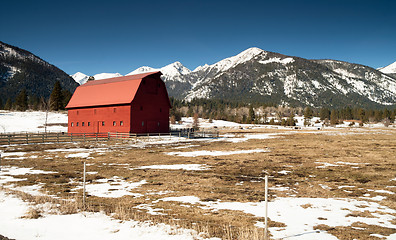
127,62 -> 191,82
71,72 -> 123,85
127,62 -> 191,77
378,61 -> 396,74
127,66 -> 159,75
93,73 -> 123,80
193,47 -> 264,73
71,72 -> 90,85
161,61 -> 191,76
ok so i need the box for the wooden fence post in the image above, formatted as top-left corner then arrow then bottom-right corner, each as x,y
26,133 -> 28,144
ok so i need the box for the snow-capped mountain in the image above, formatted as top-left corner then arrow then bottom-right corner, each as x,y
0,41 -> 78,101
183,48 -> 396,108
71,72 -> 123,85
72,47 -> 396,108
71,72 -> 90,85
378,61 -> 396,79
93,73 -> 122,80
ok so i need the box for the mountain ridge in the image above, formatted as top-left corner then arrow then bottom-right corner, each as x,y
71,47 -> 396,108
0,41 -> 79,103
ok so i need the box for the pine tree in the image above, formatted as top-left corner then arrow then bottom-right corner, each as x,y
319,108 -> 330,120
330,109 -> 338,125
49,81 -> 64,111
15,89 -> 28,111
304,107 -> 313,119
4,98 -> 12,110
248,105 -> 255,123
0,98 -> 3,110
62,89 -> 72,109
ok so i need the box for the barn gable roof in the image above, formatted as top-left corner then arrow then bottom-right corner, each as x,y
66,71 -> 166,109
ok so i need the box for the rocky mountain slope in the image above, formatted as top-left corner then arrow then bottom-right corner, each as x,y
72,47 -> 396,108
0,41 -> 78,102
132,48 -> 396,108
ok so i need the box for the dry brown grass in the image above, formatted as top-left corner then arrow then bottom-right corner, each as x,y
1,127 -> 395,239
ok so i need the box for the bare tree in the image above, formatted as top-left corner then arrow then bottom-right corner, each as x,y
41,98 -> 54,134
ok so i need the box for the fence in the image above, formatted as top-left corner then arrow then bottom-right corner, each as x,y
0,132 -> 109,145
0,129 -> 219,145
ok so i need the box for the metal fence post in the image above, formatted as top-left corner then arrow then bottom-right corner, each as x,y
264,175 -> 268,240
83,160 -> 86,209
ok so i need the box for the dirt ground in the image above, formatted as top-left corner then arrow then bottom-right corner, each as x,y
1,127 -> 395,239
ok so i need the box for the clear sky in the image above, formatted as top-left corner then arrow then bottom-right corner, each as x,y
1,0 -> 395,76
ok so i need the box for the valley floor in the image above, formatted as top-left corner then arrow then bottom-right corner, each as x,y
0,111 -> 395,239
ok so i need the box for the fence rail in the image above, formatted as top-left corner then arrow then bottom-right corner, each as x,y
0,130 -> 219,145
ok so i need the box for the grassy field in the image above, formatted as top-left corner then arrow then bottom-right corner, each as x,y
1,127 -> 395,239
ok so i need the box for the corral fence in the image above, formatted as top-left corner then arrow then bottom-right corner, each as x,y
0,129 -> 219,145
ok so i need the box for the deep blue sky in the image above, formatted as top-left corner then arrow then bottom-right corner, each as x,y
1,0 -> 395,76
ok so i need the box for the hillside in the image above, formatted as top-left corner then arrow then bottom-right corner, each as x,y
0,41 -> 79,103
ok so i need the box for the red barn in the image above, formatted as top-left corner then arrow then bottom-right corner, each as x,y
65,71 -> 170,134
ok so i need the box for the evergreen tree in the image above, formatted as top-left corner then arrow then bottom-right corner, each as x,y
62,89 -> 72,109
286,113 -> 296,126
319,108 -> 330,120
4,98 -> 12,110
330,109 -> 338,125
0,98 -> 3,110
248,105 -> 255,123
15,89 -> 28,111
49,81 -> 64,111
304,107 -> 313,119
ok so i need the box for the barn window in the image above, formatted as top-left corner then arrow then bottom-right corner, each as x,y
82,122 -> 85,126
102,121 -> 105,126
120,121 -> 123,126
113,121 -> 116,126
113,108 -> 116,113
88,122 -> 91,126
142,121 -> 144,126
140,106 -> 143,111
71,122 -> 74,127
76,122 -> 79,126
94,109 -> 97,115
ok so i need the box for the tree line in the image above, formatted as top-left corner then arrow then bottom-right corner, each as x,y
0,81 -> 72,111
170,97 -> 396,126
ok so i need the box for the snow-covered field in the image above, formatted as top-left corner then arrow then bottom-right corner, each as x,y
1,110 -> 395,239
0,110 -> 68,133
0,191 -> 214,240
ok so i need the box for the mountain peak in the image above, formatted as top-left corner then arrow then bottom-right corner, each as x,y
193,47 -> 265,73
378,61 -> 396,74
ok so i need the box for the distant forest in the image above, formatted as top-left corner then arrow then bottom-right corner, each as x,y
1,92 -> 395,126
169,97 -> 396,126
